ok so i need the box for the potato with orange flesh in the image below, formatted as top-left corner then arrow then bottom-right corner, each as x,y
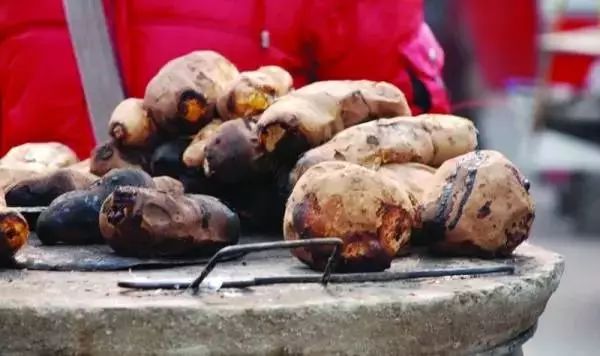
182,119 -> 223,168
99,186 -> 240,258
0,189 -> 29,265
90,140 -> 149,176
257,80 -> 410,162
289,114 -> 477,187
419,150 -> 534,257
0,142 -> 78,172
109,98 -> 157,148
284,161 -> 416,272
216,66 -> 293,120
143,51 -> 239,135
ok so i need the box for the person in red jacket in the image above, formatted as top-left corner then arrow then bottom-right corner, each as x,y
0,0 -> 450,159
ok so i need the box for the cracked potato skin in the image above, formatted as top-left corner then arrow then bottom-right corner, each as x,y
284,161 -> 416,272
419,150 -> 534,257
216,66 -> 293,121
143,51 -> 239,135
289,114 -> 477,188
99,187 -> 240,258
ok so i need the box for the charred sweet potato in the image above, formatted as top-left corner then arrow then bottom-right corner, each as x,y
290,114 -> 477,187
5,169 -> 98,228
90,140 -> 149,176
257,80 -> 410,162
0,142 -> 78,172
1,188 -> 29,263
0,167 -> 42,192
99,186 -> 240,257
144,51 -> 239,135
203,118 -> 272,184
284,161 -> 416,272
109,98 -> 157,148
182,119 -> 223,168
0,207 -> 29,265
419,150 -> 534,257
152,176 -> 185,195
36,168 -> 155,245
216,66 -> 293,120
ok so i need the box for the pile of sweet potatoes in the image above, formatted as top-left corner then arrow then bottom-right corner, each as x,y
0,50 -> 535,272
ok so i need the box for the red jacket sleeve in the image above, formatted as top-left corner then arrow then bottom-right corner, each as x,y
0,1 -> 96,159
304,0 -> 450,115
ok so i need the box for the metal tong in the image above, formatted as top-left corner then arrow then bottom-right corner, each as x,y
117,238 -> 515,294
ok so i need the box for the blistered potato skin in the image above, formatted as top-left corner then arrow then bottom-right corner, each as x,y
284,161 -> 415,272
100,187 -> 240,258
419,150 -> 534,257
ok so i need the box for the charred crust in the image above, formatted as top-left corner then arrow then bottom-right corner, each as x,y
110,123 -> 127,141
96,142 -> 114,160
477,201 -> 492,219
523,179 -> 531,192
448,166 -> 478,230
262,122 -> 310,165
178,90 -> 207,120
226,91 -> 237,115
366,135 -> 380,145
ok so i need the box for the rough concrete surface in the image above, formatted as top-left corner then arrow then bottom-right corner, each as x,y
0,243 -> 563,356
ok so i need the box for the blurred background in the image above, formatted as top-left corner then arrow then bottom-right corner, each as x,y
425,0 -> 600,354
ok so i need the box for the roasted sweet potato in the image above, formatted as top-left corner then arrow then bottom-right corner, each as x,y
284,161 -> 416,272
203,118 -> 272,184
36,168 -> 155,245
0,208 -> 29,265
5,169 -> 98,228
0,142 -> 78,172
257,80 -> 410,162
0,187 -> 29,264
182,119 -> 223,168
151,138 -> 219,195
290,114 -> 477,187
419,150 -> 534,257
0,167 -> 41,192
376,163 -> 435,203
68,158 -> 92,174
109,98 -> 157,148
216,66 -> 293,120
100,186 -> 240,257
90,140 -> 149,176
144,51 -> 239,135
152,176 -> 185,195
